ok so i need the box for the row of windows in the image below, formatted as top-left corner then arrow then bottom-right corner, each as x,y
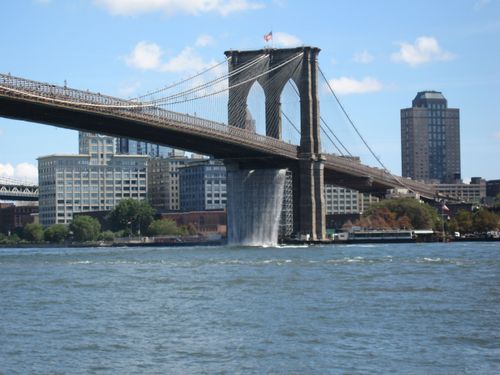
56,172 -> 147,177
55,179 -> 146,185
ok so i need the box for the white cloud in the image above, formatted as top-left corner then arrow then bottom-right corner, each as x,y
0,163 -> 14,178
161,47 -> 212,73
474,0 -> 491,11
195,34 -> 215,47
126,41 -> 162,70
391,36 -> 455,67
325,76 -> 383,95
118,81 -> 142,97
272,32 -> 302,47
94,0 -> 264,16
126,41 -> 215,74
0,163 -> 38,183
15,163 -> 38,182
353,50 -> 374,64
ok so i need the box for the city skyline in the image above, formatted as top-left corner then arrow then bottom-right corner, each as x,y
0,0 -> 499,182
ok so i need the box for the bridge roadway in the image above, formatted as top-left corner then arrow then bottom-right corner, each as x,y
0,73 -> 436,198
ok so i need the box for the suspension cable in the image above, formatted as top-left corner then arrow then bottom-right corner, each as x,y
280,110 -> 300,135
146,54 -> 269,105
0,54 -> 300,110
284,74 -> 351,155
320,117 -> 352,156
156,53 -> 304,107
0,54 -> 271,109
319,66 -> 390,171
130,56 -> 231,101
319,65 -> 420,193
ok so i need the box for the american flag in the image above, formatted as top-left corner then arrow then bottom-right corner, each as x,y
263,31 -> 272,42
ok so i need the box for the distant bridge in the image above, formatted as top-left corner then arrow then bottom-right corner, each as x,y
0,177 -> 38,201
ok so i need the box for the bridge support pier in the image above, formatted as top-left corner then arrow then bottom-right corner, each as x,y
225,46 -> 326,241
293,156 -> 326,241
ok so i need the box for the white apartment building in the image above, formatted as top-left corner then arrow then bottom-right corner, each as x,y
38,133 -> 148,226
324,185 -> 378,214
435,177 -> 486,204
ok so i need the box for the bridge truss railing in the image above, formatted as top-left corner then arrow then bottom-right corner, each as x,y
0,185 -> 39,201
324,154 -> 436,198
0,73 -> 298,157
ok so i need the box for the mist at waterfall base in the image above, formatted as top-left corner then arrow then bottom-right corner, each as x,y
227,168 -> 286,246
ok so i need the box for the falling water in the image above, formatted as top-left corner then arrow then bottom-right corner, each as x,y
227,169 -> 286,246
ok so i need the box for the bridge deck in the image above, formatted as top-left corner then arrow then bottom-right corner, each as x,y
0,73 -> 436,198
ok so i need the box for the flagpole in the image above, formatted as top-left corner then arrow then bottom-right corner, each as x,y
441,201 -> 449,243
442,205 -> 445,243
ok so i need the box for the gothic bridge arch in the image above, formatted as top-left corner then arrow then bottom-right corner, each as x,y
224,47 -> 326,240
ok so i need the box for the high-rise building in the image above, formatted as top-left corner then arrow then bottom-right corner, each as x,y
38,133 -> 148,226
401,91 -> 460,183
116,138 -> 171,158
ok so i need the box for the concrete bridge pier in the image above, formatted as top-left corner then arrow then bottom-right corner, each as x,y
293,155 -> 326,241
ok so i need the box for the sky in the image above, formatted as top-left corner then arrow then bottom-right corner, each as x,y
0,0 -> 499,183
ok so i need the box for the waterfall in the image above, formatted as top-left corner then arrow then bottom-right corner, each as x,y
227,169 -> 286,246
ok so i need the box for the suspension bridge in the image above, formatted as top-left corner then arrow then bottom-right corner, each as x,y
0,176 -> 39,201
0,46 -> 435,241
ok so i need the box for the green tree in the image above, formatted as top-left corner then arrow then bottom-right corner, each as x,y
453,209 -> 473,234
70,215 -> 101,242
472,208 -> 499,233
107,199 -> 155,235
148,219 -> 180,236
44,224 -> 69,243
362,198 -> 440,229
0,233 -> 21,245
23,223 -> 45,242
99,230 -> 115,241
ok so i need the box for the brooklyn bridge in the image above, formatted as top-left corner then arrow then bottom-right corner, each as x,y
0,46 -> 435,241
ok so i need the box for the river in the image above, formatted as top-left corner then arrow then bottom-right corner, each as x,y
0,242 -> 498,374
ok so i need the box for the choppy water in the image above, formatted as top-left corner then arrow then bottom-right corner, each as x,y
0,242 -> 499,374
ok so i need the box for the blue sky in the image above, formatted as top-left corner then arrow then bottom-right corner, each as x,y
0,0 -> 499,183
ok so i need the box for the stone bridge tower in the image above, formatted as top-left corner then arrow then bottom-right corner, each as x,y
224,47 -> 326,240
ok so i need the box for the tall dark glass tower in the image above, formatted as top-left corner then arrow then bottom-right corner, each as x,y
401,91 -> 460,183
115,138 -> 171,158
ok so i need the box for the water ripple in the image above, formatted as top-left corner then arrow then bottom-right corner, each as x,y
0,242 -> 498,374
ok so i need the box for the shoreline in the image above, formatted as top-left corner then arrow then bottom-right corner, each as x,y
1,237 -> 499,249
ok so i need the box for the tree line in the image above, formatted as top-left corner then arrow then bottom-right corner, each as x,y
0,199 -> 196,245
351,197 -> 499,234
